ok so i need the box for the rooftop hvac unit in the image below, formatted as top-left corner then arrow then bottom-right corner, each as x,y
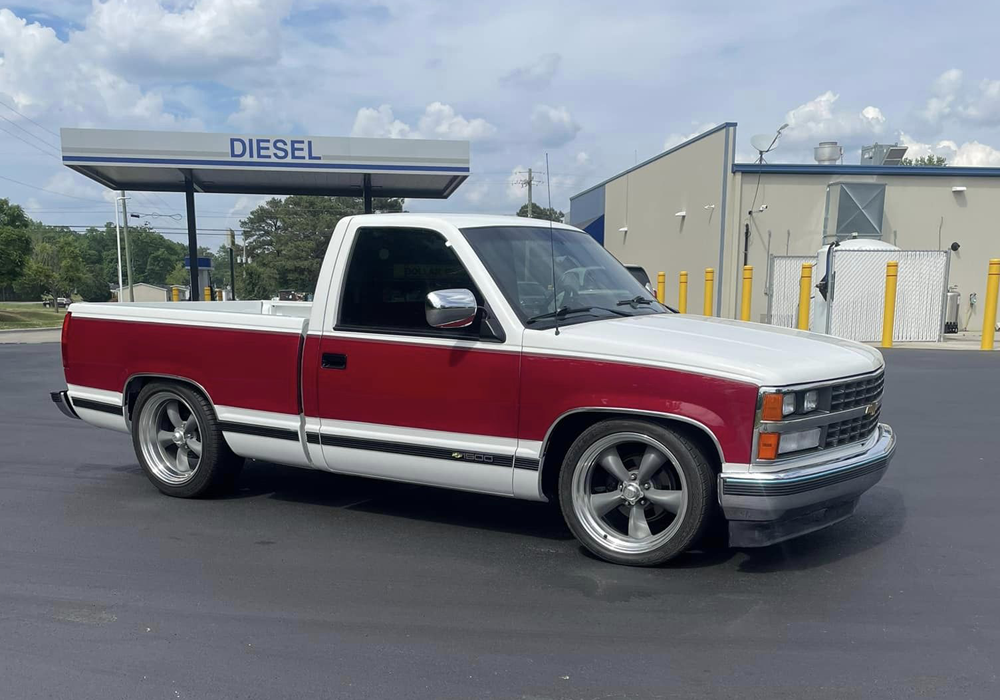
861,143 -> 908,166
822,182 -> 886,243
814,141 -> 842,164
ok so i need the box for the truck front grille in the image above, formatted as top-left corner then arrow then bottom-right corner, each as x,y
829,371 -> 884,412
824,406 -> 881,448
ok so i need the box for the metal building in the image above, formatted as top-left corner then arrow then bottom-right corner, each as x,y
570,123 -> 1000,331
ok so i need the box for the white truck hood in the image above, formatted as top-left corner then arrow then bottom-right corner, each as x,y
522,314 -> 883,386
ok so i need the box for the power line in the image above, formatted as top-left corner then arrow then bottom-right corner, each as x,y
0,99 -> 60,138
0,112 -> 60,151
0,123 -> 61,159
0,173 -> 109,203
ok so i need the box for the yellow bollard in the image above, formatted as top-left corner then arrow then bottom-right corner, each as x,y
797,262 -> 813,331
741,265 -> 753,322
216,289 -> 223,301
703,268 -> 714,316
982,258 -> 1000,350
678,271 -> 688,313
203,286 -> 212,301
656,272 -> 665,304
881,261 -> 898,348
171,287 -> 180,302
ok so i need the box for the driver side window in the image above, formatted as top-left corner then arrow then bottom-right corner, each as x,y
338,227 -> 483,337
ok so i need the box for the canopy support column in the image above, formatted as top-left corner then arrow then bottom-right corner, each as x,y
185,175 -> 199,300
363,174 -> 373,214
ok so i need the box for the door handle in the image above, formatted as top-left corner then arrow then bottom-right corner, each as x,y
322,353 -> 347,370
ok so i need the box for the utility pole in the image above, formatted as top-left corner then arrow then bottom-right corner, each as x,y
514,168 -> 543,218
118,191 -> 135,302
113,199 -> 124,303
228,229 -> 237,301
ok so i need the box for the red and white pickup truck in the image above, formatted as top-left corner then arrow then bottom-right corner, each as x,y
52,214 -> 895,566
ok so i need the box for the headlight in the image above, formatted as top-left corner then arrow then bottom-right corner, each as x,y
777,428 -> 821,455
761,389 -> 821,420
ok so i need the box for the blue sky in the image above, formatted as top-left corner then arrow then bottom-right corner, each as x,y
2,0 -> 1000,243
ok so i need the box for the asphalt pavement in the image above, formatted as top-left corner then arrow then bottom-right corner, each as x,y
1,343 -> 998,699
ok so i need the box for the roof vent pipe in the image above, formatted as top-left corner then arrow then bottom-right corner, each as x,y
815,141 -> 843,164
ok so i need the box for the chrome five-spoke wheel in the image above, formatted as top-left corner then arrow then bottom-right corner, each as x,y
572,432 -> 688,555
137,393 -> 203,485
559,419 -> 714,566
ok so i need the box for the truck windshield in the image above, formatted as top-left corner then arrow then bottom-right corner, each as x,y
461,225 -> 668,328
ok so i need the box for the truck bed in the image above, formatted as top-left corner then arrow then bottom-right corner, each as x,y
62,301 -> 311,452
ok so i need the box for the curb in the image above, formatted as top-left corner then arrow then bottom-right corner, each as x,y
0,326 -> 61,335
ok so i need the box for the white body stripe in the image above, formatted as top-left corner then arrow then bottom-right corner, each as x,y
66,384 -> 127,433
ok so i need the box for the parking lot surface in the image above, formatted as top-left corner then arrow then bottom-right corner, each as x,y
1,343 -> 998,699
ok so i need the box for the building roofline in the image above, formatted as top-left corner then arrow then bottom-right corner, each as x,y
732,163 -> 1000,177
570,122 -> 738,201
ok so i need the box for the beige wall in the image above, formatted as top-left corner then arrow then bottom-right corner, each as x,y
727,173 -> 1000,328
603,126 -> 734,313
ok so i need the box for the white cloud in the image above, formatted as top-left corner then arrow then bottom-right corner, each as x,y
898,131 -> 1000,166
227,94 -> 295,133
351,102 -> 495,141
418,102 -> 496,141
350,105 -> 413,139
85,0 -> 294,80
530,105 -> 580,147
781,91 -> 887,145
500,53 -> 561,89
0,8 -> 201,130
920,69 -> 1000,128
664,122 -> 717,150
462,181 -> 489,205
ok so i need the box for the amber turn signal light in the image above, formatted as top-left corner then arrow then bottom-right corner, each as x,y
758,433 -> 780,460
761,394 -> 785,421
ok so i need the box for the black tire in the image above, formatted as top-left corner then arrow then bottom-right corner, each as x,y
557,419 -> 715,566
131,381 -> 243,498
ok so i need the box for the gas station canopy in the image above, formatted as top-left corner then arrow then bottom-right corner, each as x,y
60,128 -> 470,198
60,127 -> 471,297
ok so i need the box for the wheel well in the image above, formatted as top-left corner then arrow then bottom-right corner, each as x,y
123,375 -> 213,425
538,411 -> 724,501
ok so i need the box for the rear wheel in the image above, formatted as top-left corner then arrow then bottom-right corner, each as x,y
131,382 -> 243,498
558,419 -> 714,566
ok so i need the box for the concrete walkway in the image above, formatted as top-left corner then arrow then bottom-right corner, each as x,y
0,328 -> 61,344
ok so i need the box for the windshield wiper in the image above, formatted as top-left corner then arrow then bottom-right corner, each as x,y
526,305 -> 630,324
616,295 -> 678,313
616,295 -> 655,307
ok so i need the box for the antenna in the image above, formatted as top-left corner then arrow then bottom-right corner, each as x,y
545,152 -> 560,336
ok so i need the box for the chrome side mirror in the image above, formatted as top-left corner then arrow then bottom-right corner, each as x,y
425,289 -> 478,329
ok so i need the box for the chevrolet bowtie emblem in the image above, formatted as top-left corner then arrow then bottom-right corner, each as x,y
452,452 -> 463,459
865,402 -> 880,416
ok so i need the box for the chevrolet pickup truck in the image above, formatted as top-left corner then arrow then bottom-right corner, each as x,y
51,214 -> 895,566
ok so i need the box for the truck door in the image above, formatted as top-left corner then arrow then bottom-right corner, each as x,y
309,224 -> 520,495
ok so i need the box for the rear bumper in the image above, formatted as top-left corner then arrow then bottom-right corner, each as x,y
50,390 -> 80,420
720,423 -> 895,547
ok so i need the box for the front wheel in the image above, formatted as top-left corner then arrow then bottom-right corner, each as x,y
558,419 -> 715,566
131,382 -> 243,498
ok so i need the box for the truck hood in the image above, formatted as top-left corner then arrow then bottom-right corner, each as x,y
522,314 -> 883,386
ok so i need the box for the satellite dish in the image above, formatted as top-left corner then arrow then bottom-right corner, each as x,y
751,134 -> 776,153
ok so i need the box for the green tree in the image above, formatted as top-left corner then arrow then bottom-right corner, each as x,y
0,197 -> 31,229
239,195 -> 404,299
76,274 -> 112,302
144,249 -> 177,286
516,203 -> 564,222
14,257 -> 55,300
901,155 -> 947,166
0,227 -> 33,300
166,262 -> 189,287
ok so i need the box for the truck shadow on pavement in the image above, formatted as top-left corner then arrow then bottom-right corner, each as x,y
226,461 -> 906,571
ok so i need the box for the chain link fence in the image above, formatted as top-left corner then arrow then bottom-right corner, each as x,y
828,249 -> 949,342
766,255 -> 815,328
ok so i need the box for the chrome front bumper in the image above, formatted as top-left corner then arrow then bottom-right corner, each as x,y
720,424 -> 895,547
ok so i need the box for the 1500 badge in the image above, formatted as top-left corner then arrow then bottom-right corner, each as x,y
451,451 -> 494,464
